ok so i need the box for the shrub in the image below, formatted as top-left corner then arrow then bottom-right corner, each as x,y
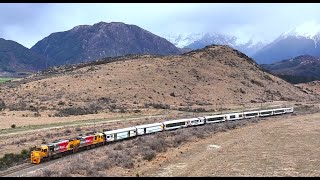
75,127 -> 82,132
145,138 -> 167,153
144,103 -> 170,109
133,109 -> 141,113
0,99 -> 5,110
250,79 -> 264,87
113,144 -> 124,151
65,129 -> 72,134
141,149 -> 156,161
107,150 -> 134,169
95,158 -> 113,170
42,169 -> 53,177
11,124 -> 16,128
173,131 -> 190,146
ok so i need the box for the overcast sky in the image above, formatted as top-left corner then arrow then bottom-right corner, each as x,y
0,3 -> 320,48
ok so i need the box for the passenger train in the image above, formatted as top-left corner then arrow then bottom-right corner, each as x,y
31,107 -> 293,164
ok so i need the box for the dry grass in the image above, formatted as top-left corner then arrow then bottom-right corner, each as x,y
296,81 -> 320,96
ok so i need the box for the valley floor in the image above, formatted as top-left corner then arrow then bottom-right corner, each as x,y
10,102 -> 320,177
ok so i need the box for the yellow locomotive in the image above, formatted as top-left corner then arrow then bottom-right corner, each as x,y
31,132 -> 104,164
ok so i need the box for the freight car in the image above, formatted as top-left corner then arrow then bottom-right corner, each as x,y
31,107 -> 293,164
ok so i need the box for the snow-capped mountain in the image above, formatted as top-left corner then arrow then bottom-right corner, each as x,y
164,33 -> 267,56
282,21 -> 320,44
164,33 -> 205,48
253,21 -> 320,64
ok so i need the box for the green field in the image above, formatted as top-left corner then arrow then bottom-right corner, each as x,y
0,78 -> 15,83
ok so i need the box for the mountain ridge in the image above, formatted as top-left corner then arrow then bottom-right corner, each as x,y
31,21 -> 181,67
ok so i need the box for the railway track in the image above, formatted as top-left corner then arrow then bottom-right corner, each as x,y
0,163 -> 33,177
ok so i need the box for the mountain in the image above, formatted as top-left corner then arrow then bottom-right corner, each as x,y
252,21 -> 320,64
261,55 -> 320,84
1,45 -> 316,114
0,38 -> 47,74
31,22 -> 181,67
164,33 -> 267,56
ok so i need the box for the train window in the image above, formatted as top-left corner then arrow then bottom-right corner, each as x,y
245,113 -> 258,116
261,111 -> 272,115
206,116 -> 224,121
230,115 -> 236,119
166,122 -> 186,128
274,110 -> 284,113
239,114 -> 243,117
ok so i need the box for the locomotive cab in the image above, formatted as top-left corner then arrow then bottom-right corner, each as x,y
31,145 -> 49,164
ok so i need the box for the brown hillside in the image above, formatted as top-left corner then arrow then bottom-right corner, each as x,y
296,81 -> 320,96
0,45 -> 317,116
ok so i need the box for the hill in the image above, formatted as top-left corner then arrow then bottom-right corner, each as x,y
0,45 -> 317,116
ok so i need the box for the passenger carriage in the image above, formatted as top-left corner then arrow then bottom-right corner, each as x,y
243,111 -> 260,119
259,109 -> 274,117
273,108 -> 286,115
204,114 -> 226,123
135,123 -> 164,135
225,112 -> 244,121
103,127 -> 137,142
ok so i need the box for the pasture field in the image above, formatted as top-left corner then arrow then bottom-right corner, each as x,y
0,78 -> 14,84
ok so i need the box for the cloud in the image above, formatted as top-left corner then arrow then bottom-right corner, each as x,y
0,3 -> 320,48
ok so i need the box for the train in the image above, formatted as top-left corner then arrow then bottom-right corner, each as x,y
30,107 -> 294,164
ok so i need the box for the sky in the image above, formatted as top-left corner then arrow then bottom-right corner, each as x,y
0,3 -> 320,48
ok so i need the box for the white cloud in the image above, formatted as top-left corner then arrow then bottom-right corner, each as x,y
0,3 -> 320,48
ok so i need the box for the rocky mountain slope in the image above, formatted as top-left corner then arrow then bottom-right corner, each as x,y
31,22 -> 181,67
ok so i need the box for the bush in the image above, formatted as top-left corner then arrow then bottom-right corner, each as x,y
0,148 -> 33,170
141,149 -> 156,161
107,150 -> 134,169
144,103 -> 170,109
250,79 -> 264,87
133,109 -> 141,113
173,131 -> 190,146
0,99 -> 5,110
96,158 -> 113,170
145,138 -> 167,153
42,169 -> 53,177
11,124 -> 16,128
113,144 -> 124,151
